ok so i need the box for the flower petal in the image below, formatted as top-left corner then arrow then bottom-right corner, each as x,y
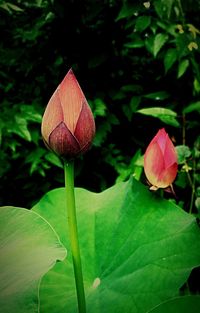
144,128 -> 167,161
58,69 -> 84,134
158,162 -> 178,188
41,90 -> 63,142
144,142 -> 165,187
74,100 -> 95,149
49,122 -> 80,158
163,135 -> 178,168
153,128 -> 167,154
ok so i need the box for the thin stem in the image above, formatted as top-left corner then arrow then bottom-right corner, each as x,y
187,159 -> 196,214
64,161 -> 86,313
189,185 -> 195,214
184,159 -> 196,214
182,113 -> 195,214
186,167 -> 193,188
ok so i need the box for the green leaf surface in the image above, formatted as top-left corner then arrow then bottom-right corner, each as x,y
20,105 -> 42,123
143,91 -> 169,100
164,48 -> 177,73
44,152 -> 63,168
92,98 -> 107,117
11,116 -> 31,141
135,16 -> 151,32
0,206 -> 66,313
115,3 -> 135,21
0,2 -> 23,13
154,0 -> 174,19
25,148 -> 46,174
124,37 -> 145,48
148,296 -> 200,313
176,145 -> 191,164
33,178 -> 200,313
183,101 -> 200,114
177,59 -> 189,78
137,107 -> 180,127
153,33 -> 169,57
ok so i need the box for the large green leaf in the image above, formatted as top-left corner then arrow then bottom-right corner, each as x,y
33,178 -> 200,313
0,206 -> 66,313
148,296 -> 200,313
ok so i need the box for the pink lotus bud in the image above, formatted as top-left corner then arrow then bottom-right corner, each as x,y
144,128 -> 178,189
41,69 -> 95,159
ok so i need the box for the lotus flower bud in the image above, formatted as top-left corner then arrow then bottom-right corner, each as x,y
41,69 -> 95,160
144,128 -> 178,189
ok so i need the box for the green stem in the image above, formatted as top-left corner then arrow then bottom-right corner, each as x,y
187,159 -> 196,214
64,161 -> 86,313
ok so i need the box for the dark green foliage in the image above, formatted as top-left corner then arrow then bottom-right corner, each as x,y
0,0 -> 199,217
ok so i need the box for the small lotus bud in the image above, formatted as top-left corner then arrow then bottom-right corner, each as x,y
144,128 -> 178,189
41,69 -> 95,159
